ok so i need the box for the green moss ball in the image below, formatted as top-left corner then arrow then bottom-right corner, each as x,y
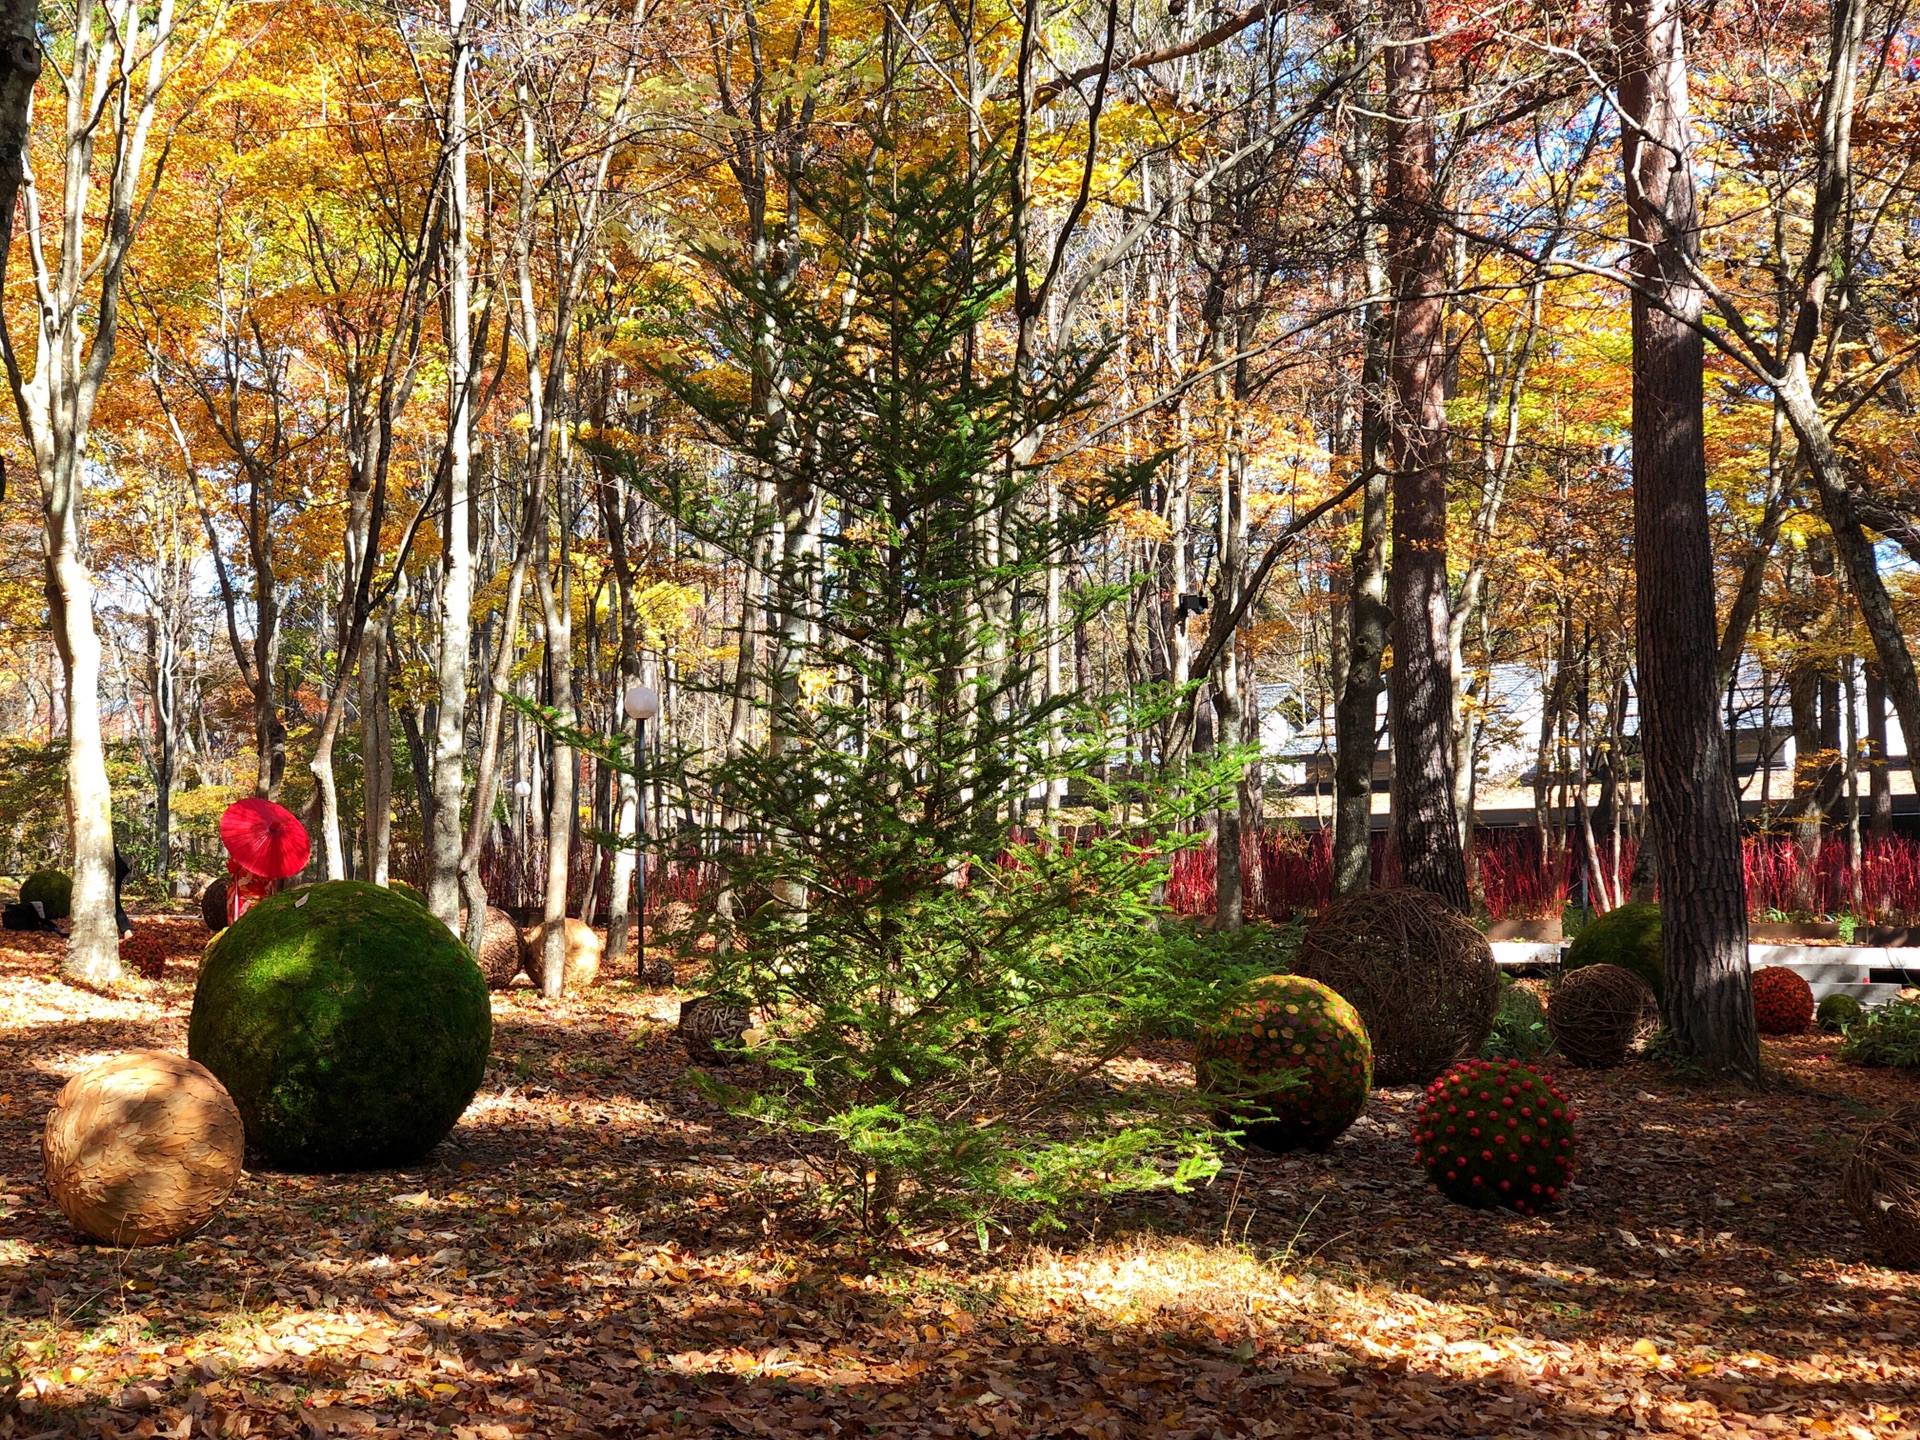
1195,974 -> 1372,1153
1564,902 -> 1663,1003
20,869 -> 73,920
187,880 -> 492,1170
1817,993 -> 1864,1033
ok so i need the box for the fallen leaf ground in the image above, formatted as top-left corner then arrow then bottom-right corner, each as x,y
3,917 -> 1918,1439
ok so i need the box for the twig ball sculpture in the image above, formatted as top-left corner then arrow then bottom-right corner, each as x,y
522,917 -> 603,990
1563,902 -> 1664,1002
1843,1103 -> 1920,1270
1818,993 -> 1865,1033
188,881 -> 492,1170
41,1051 -> 244,1245
1414,1058 -> 1578,1214
21,868 -> 73,921
1751,966 -> 1815,1036
640,954 -> 677,988
1292,887 -> 1499,1085
472,906 -> 529,989
1195,974 -> 1372,1152
678,995 -> 751,1065
1547,963 -> 1652,1069
200,878 -> 229,933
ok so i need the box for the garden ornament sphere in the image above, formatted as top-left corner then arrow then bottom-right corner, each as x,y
623,683 -> 660,722
42,1050 -> 244,1245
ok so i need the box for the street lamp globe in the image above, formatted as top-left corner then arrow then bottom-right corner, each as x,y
512,780 -> 532,798
623,684 -> 660,722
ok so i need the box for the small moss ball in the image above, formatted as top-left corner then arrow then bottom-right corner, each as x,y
21,869 -> 73,921
1751,966 -> 1815,1036
1818,993 -> 1865,1033
1195,974 -> 1372,1153
1564,902 -> 1663,1002
1414,1058 -> 1578,1214
187,881 -> 492,1170
41,1050 -> 244,1245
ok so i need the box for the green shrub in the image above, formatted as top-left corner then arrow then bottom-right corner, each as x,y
1840,994 -> 1920,1070
1817,993 -> 1864,1033
1563,901 -> 1663,1002
20,868 -> 72,920
1414,1058 -> 1578,1214
188,881 -> 492,1169
1195,974 -> 1371,1153
1481,978 -> 1551,1060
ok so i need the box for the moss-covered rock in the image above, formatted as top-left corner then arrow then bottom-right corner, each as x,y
20,868 -> 72,921
187,880 -> 492,1170
1563,902 -> 1663,1002
1194,974 -> 1372,1153
386,879 -> 427,908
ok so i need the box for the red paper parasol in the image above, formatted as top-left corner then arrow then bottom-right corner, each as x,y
220,799 -> 311,880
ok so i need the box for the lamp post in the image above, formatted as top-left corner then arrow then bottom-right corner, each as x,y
622,683 -> 659,963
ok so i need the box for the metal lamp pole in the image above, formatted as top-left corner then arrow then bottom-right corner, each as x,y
622,683 -> 660,970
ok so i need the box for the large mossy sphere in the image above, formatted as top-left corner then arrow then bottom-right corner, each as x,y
1564,902 -> 1663,1002
187,881 -> 492,1170
21,868 -> 73,920
1195,974 -> 1372,1153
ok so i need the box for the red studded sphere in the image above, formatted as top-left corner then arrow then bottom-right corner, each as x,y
1750,966 -> 1815,1036
1412,1058 -> 1578,1215
1195,974 -> 1372,1153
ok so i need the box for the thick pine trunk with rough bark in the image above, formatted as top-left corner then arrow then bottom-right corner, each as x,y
1382,0 -> 1468,911
1615,0 -> 1757,1081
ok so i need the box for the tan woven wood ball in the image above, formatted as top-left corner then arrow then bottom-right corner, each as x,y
1547,962 -> 1653,1069
1292,887 -> 1499,1085
1844,1103 -> 1920,1270
523,917 -> 603,990
472,905 -> 529,989
41,1050 -> 244,1246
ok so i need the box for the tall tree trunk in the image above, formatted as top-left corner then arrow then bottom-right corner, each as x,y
360,612 -> 394,884
536,470 -> 577,997
1382,0 -> 1468,910
428,0 -> 475,927
1615,0 -> 1757,1080
1865,663 -> 1892,837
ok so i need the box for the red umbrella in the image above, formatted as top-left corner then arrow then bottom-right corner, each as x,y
220,799 -> 311,880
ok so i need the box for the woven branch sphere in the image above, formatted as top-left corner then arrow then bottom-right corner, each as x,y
1414,1058 -> 1578,1214
522,917 -> 602,990
1195,974 -> 1372,1153
1547,963 -> 1652,1069
42,1051 -> 244,1245
1751,966 -> 1815,1036
1843,1103 -> 1920,1270
201,878 -> 229,933
470,906 -> 528,990
679,995 -> 751,1065
1292,887 -> 1499,1085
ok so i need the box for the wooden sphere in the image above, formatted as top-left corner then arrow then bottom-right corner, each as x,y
523,917 -> 603,990
200,878 -> 229,932
1844,1103 -> 1920,1270
468,906 -> 529,989
41,1051 -> 244,1245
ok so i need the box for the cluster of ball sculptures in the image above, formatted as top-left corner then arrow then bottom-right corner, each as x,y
42,880 -> 494,1246
1196,887 -> 1581,1214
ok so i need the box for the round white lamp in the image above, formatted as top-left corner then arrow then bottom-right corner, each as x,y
622,684 -> 659,722
512,779 -> 532,798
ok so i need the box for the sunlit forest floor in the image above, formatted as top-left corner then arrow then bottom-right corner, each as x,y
3,919 -> 1918,1439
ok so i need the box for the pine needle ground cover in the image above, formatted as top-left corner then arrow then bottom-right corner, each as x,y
3,930 -> 1918,1439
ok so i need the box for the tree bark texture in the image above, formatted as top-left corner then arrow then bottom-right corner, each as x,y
1615,0 -> 1757,1081
1382,0 -> 1469,911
